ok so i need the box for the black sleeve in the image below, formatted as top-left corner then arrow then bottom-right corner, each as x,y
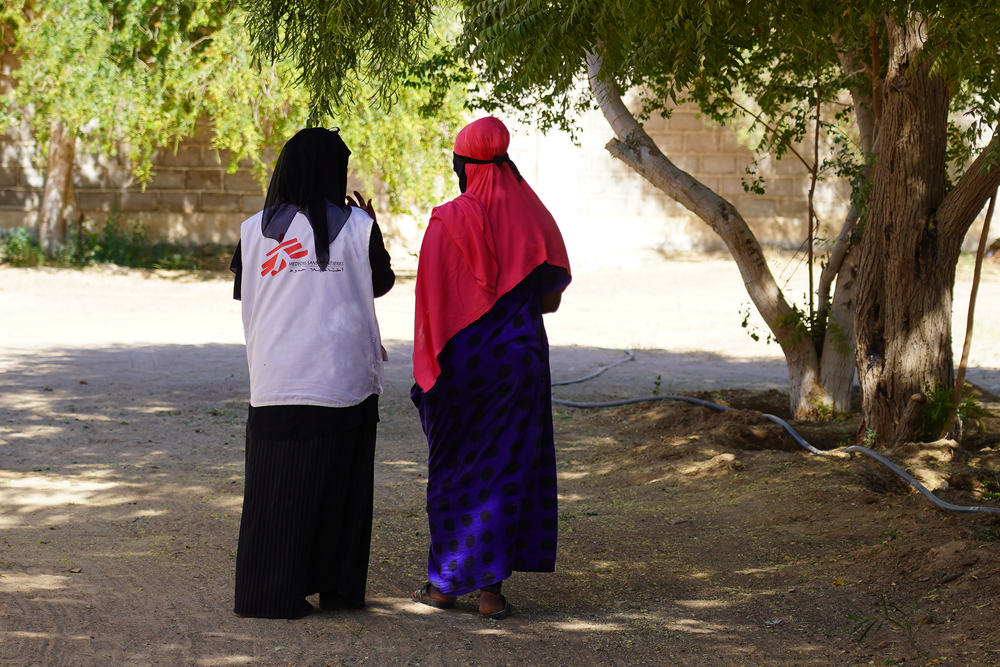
540,263 -> 571,295
369,222 -> 395,298
230,240 -> 242,301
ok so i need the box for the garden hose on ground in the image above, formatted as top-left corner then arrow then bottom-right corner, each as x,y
551,350 -> 1000,515
551,350 -> 637,386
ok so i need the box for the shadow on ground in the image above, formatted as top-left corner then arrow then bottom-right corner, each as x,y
1,343 -> 998,666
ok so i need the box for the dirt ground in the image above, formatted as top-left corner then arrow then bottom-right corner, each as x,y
1,256 -> 1000,667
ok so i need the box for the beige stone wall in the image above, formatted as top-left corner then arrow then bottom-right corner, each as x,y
642,103 -> 852,248
0,46 -> 262,242
501,99 -> 995,266
503,100 -> 853,263
0,116 -> 264,244
1,61 -> 994,262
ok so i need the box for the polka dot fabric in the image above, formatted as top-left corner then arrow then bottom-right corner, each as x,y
411,264 -> 570,596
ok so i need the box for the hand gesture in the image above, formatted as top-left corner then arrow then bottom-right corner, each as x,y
346,190 -> 377,224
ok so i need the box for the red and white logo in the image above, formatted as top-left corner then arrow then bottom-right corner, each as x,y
261,238 -> 308,276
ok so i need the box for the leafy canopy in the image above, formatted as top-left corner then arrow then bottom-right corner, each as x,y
461,0 -> 1000,172
234,0 -> 1000,199
1,0 -> 470,212
2,0 -> 297,182
241,0 -> 437,121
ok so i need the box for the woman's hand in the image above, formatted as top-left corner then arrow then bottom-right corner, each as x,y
540,291 -> 562,314
346,191 -> 377,224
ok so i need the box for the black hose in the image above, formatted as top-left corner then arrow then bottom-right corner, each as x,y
551,353 -> 1000,515
843,446 -> 1000,514
551,350 -> 636,386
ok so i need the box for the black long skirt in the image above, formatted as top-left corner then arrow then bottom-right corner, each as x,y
233,419 -> 378,618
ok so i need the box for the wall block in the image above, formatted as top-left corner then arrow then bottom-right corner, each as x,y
1,95 -> 993,254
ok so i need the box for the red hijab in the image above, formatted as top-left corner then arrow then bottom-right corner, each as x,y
412,117 -> 571,391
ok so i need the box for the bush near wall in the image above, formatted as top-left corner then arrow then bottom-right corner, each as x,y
0,214 -> 236,270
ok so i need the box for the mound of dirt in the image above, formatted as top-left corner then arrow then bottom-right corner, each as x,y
609,390 -> 858,457
691,387 -> 794,418
595,388 -> 1000,509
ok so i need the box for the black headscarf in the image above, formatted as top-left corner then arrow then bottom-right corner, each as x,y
452,152 -> 522,193
262,127 -> 352,270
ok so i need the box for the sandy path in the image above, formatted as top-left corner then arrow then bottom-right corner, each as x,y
1,259 -> 998,666
3,256 -> 997,396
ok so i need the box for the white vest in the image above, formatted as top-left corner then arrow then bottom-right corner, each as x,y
240,207 -> 383,407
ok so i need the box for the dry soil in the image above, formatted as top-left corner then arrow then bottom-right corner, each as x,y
1,257 -> 999,667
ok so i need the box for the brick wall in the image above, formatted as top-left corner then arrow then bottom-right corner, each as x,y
0,112 -> 265,244
503,98 -> 993,264
1,57 -> 993,260
640,103 -> 851,238
504,99 -> 853,260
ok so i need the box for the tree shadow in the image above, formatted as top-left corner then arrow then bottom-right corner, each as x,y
0,341 -> 988,665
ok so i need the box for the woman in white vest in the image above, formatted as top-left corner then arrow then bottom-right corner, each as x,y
229,127 -> 394,618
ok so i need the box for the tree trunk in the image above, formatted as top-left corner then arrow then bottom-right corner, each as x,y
853,17 -> 954,445
38,118 -> 76,256
809,44 -> 878,414
819,246 -> 859,412
942,192 -> 996,441
586,51 -> 831,418
894,393 -> 927,444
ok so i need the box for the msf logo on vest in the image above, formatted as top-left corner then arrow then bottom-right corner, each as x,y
261,238 -> 308,276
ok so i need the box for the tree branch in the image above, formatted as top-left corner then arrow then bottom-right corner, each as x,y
817,204 -> 859,319
820,42 -> 880,322
808,52 -> 821,322
943,191 -> 996,440
714,93 -> 813,173
938,129 -> 1000,240
820,43 -> 872,323
817,44 -> 872,323
586,50 -> 825,415
834,41 -> 877,155
870,20 -> 883,133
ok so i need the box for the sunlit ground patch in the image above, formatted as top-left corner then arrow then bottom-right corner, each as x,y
590,560 -> 617,570
547,620 -> 621,632
0,573 -> 69,592
0,474 -> 121,519
0,631 -> 93,641
369,596 -> 447,616
194,655 -> 255,666
674,599 -> 729,609
734,565 -> 781,575
677,452 -> 736,475
666,618 -> 718,634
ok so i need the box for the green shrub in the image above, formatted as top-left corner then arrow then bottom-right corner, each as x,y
150,244 -> 198,270
148,242 -> 236,271
92,213 -> 152,268
917,382 -> 991,441
0,227 -> 45,267
1,215 -> 236,271
46,229 -> 100,268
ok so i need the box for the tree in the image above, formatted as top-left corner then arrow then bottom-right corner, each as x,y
242,0 -> 437,120
243,1 -> 1000,441
461,1 -> 1000,443
0,0 -> 467,254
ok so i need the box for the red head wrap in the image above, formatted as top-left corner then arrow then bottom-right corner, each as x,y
412,117 -> 571,391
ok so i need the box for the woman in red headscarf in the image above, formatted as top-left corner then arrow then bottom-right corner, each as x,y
410,117 -> 571,619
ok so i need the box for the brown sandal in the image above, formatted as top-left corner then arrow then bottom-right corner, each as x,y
411,582 -> 455,609
480,594 -> 513,620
